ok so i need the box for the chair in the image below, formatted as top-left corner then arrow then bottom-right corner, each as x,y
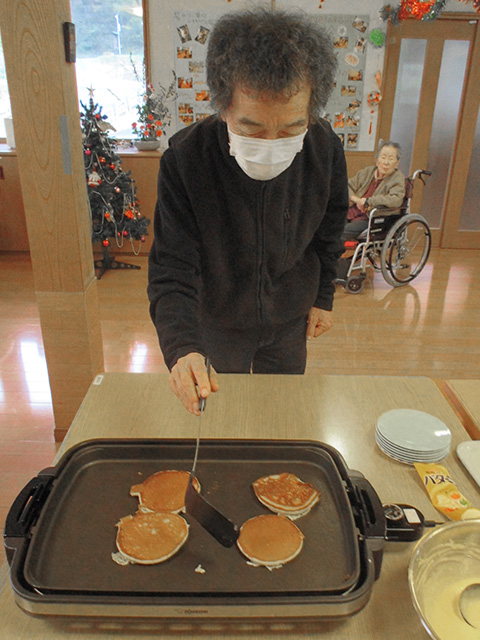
337,170 -> 432,294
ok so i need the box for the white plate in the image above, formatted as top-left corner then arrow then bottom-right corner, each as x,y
375,429 -> 449,458
377,409 -> 451,453
457,441 -> 480,489
376,431 -> 450,456
376,438 -> 450,465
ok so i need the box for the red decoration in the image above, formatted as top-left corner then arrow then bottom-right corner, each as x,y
123,230 -> 129,237
115,187 -> 121,193
102,239 -> 109,247
85,149 -> 91,156
398,0 -> 435,20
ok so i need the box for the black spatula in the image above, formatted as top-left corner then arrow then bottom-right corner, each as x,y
184,358 -> 239,547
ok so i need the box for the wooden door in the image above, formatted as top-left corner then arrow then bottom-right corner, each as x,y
378,14 -> 480,249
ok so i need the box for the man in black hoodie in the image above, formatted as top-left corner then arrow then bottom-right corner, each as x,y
148,8 -> 348,414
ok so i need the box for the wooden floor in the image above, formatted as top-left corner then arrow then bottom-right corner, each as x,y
1,248 -> 480,565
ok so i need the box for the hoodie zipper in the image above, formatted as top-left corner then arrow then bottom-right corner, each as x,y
257,184 -> 267,325
283,207 -> 291,262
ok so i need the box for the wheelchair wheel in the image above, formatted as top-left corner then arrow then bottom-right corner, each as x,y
380,214 -> 431,287
346,276 -> 365,294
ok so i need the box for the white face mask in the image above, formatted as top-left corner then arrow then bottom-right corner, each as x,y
227,128 -> 307,181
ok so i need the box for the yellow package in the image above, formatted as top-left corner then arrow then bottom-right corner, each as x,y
414,462 -> 480,521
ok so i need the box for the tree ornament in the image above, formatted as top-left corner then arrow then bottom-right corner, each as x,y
102,239 -> 110,247
369,28 -> 386,48
85,149 -> 92,156
141,235 -> 146,242
88,170 -> 102,187
115,186 -> 121,193
97,118 -> 117,133
123,230 -> 129,237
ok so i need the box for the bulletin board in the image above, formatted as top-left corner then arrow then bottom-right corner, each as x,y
173,11 -> 217,128
173,11 -> 370,150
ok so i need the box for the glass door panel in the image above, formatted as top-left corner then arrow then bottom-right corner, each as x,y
459,102 -> 480,232
420,40 -> 470,228
390,39 -> 426,175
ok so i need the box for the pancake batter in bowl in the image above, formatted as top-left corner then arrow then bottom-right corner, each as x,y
424,575 -> 480,639
413,538 -> 480,640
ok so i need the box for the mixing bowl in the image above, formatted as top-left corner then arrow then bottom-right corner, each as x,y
408,519 -> 480,640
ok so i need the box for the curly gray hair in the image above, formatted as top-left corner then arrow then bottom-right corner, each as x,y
206,8 -> 337,122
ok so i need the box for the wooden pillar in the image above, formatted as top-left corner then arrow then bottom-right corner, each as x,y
0,0 -> 104,439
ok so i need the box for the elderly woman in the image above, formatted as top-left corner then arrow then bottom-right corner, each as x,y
342,141 -> 405,241
148,8 -> 349,414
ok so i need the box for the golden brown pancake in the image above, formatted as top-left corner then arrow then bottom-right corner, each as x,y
253,472 -> 320,518
114,511 -> 189,565
130,470 -> 200,514
237,514 -> 304,568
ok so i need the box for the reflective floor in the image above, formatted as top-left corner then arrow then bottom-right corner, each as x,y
1,248 -> 480,564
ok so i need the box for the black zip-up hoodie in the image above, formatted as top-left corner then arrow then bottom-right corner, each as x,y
148,115 -> 348,370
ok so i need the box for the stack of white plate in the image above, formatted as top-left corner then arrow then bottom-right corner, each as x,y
376,409 -> 451,465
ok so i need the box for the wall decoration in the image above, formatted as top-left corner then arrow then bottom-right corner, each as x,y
173,12 -> 369,150
380,0 -> 456,23
369,28 -> 386,48
173,11 -> 216,129
318,14 -> 369,150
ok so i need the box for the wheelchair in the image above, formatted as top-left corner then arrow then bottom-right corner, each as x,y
337,169 -> 432,294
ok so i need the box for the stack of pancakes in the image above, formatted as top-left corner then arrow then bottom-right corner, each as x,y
113,470 -> 199,565
236,473 -> 321,569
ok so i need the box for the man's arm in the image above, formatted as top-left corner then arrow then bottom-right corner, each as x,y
147,149 -> 205,371
312,134 -> 350,311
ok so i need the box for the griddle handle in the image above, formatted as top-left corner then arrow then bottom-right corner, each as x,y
4,475 -> 53,538
350,475 -> 386,580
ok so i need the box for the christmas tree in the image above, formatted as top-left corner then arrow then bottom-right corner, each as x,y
80,92 -> 150,278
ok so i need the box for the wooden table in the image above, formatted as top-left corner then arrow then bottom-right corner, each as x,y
1,373 -> 479,639
444,379 -> 480,439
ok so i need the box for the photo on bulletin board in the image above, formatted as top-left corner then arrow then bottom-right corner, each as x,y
173,11 -> 369,150
173,11 -> 216,129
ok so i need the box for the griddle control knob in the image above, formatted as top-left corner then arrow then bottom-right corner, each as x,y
384,503 -> 404,522
383,503 -> 427,542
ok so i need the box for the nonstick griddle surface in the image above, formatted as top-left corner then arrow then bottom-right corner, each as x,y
23,439 -> 360,596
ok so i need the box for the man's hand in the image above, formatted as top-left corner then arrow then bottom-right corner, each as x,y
306,307 -> 333,340
169,352 -> 219,415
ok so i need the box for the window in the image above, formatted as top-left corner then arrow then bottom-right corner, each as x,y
71,0 -> 146,139
0,33 -> 11,139
0,1 -> 146,141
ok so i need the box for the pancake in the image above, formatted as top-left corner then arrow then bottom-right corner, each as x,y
253,472 -> 320,518
130,470 -> 200,514
237,514 -> 304,568
114,511 -> 189,565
